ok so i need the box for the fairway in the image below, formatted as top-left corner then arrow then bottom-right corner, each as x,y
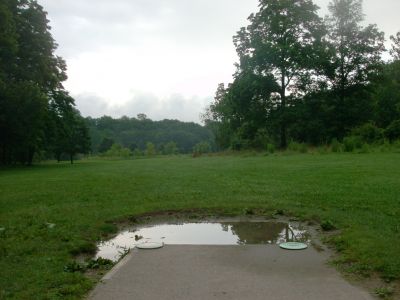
1,153 -> 400,299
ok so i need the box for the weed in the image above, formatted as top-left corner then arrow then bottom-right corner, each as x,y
321,220 -> 336,231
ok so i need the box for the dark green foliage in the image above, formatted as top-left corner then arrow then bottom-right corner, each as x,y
390,32 -> 400,61
205,0 -> 397,150
64,262 -> 86,273
266,143 -> 276,154
385,120 -> 400,142
321,220 -> 336,231
98,137 -> 115,153
351,123 -> 384,144
0,1 -> 89,165
343,136 -> 363,152
233,0 -> 326,149
331,138 -> 343,152
86,258 -> 113,270
87,116 -> 214,154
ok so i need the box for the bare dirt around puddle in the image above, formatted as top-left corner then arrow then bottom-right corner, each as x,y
88,217 -> 377,300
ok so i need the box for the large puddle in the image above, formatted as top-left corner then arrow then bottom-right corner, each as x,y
96,221 -> 310,262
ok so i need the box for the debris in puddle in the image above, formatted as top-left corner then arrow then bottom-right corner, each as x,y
95,221 -> 310,262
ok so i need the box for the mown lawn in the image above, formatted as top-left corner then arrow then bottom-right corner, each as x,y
1,153 -> 399,299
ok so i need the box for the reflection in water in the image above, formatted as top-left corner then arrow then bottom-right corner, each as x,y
96,222 -> 309,262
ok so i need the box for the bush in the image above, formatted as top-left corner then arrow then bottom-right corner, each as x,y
331,138 -> 343,152
288,141 -> 307,153
385,120 -> 400,142
162,141 -> 179,155
351,123 -> 384,144
103,144 -> 132,158
343,136 -> 363,152
253,128 -> 270,149
133,148 -> 143,157
266,143 -> 276,154
145,142 -> 156,156
193,141 -> 211,155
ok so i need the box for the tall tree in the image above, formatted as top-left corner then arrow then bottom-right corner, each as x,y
390,32 -> 400,61
0,0 -> 89,165
233,0 -> 326,148
325,0 -> 385,138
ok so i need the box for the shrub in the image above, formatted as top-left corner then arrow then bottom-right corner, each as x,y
331,138 -> 343,152
321,220 -> 336,231
193,141 -> 211,156
162,141 -> 179,155
145,142 -> 156,156
266,143 -> 276,154
133,148 -> 143,157
253,128 -> 270,149
103,144 -> 132,158
385,120 -> 400,142
351,123 -> 384,144
288,141 -> 307,153
343,136 -> 363,152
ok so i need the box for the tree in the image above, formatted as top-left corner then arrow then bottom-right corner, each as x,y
325,0 -> 385,138
233,0 -> 326,148
62,109 -> 91,164
162,141 -> 179,155
145,142 -> 156,156
390,32 -> 400,61
0,0 -> 88,165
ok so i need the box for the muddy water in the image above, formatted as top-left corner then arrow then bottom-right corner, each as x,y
96,221 -> 310,262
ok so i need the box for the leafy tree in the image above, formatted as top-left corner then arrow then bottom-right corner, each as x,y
0,0 -> 89,165
0,82 -> 47,164
193,141 -> 211,155
233,0 -> 326,148
145,142 -> 156,156
325,0 -> 385,138
385,120 -> 400,142
372,61 -> 400,128
103,144 -> 132,158
390,32 -> 400,61
162,141 -> 179,155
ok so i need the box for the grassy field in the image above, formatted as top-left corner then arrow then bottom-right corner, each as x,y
1,153 -> 400,299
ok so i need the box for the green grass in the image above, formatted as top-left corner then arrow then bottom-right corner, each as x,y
1,153 -> 400,299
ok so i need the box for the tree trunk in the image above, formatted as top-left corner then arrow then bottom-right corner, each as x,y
70,154 -> 73,164
280,72 -> 287,149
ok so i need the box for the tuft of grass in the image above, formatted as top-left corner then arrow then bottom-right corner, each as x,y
321,220 -> 336,231
375,287 -> 394,299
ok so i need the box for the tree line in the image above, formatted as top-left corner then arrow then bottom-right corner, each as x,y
203,0 -> 400,150
0,0 -> 90,165
86,114 -> 214,155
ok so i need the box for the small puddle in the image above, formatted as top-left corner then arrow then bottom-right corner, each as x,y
96,221 -> 310,262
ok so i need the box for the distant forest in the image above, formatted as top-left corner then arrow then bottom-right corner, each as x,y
203,0 -> 400,150
86,115 -> 214,154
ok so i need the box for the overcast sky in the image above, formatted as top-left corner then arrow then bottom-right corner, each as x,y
38,0 -> 399,123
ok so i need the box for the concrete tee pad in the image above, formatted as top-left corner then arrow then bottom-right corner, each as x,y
89,245 -> 373,300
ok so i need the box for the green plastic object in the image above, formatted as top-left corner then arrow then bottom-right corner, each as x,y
279,242 -> 308,250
